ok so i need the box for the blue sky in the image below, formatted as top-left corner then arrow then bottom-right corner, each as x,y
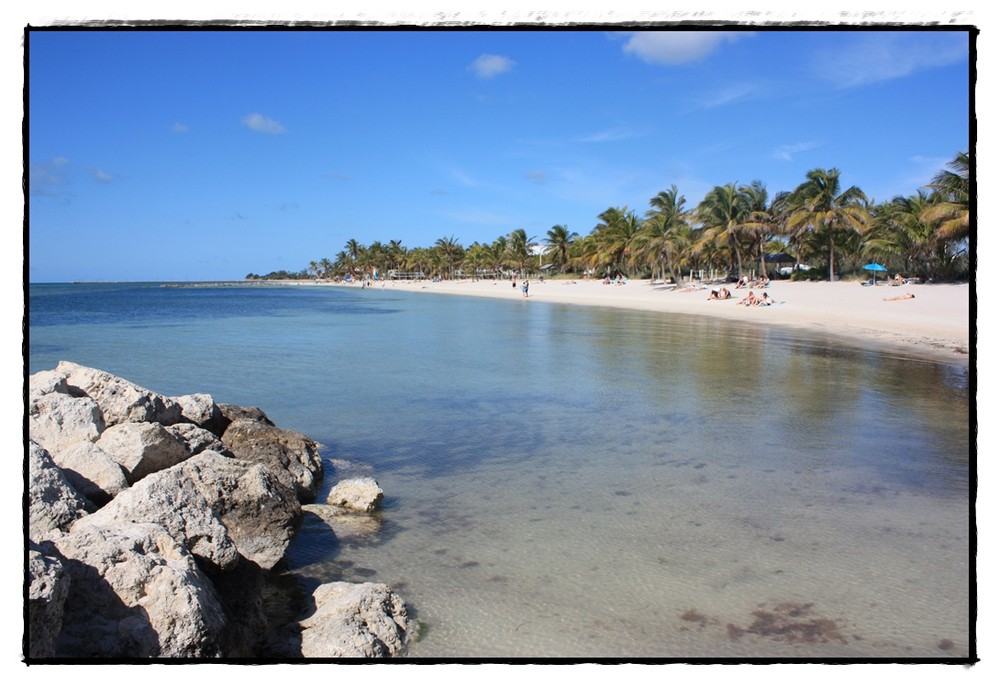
27,26 -> 971,282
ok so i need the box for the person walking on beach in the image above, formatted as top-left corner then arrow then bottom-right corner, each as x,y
521,280 -> 529,298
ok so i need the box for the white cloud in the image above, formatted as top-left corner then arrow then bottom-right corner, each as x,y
812,33 -> 968,89
172,122 -> 189,133
322,172 -> 350,181
621,31 -> 750,65
579,127 -> 644,143
92,169 -> 114,183
470,53 -> 515,79
696,84 -> 756,109
772,141 -> 822,161
241,113 -> 287,134
29,156 -> 71,197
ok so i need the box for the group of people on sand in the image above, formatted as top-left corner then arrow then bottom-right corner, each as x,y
734,275 -> 770,289
738,290 -> 776,307
707,287 -> 775,306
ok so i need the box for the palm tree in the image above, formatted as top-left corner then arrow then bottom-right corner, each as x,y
544,224 -> 579,274
507,228 -> 535,276
433,235 -> 464,279
590,207 -> 642,278
738,180 -> 783,278
786,168 -> 870,281
922,151 -> 970,243
318,257 -> 334,279
344,238 -> 363,262
463,242 -> 493,280
695,183 -> 752,278
387,240 -> 407,271
636,185 -> 692,284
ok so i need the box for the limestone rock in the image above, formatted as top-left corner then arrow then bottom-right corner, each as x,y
178,452 -> 301,570
71,455 -> 242,572
221,419 -> 324,502
56,360 -> 182,426
28,368 -> 70,404
28,392 -> 105,456
297,582 -> 410,658
165,422 -> 234,458
96,421 -> 192,484
50,440 -> 129,506
27,541 -> 70,659
173,393 -> 226,435
326,477 -> 384,513
47,523 -> 226,658
217,403 -> 275,431
28,441 -> 95,540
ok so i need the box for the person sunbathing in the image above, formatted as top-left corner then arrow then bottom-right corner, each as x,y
738,290 -> 757,306
757,292 -> 775,306
891,274 -> 904,286
884,292 -> 915,301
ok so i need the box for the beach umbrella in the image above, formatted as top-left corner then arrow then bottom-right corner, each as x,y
863,263 -> 887,284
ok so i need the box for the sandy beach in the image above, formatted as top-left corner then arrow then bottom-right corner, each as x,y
325,277 -> 971,366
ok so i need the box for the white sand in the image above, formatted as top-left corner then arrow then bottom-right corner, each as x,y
331,277 -> 971,365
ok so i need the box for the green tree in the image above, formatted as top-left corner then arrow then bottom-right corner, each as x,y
786,168 -> 870,281
544,224 -> 579,274
434,235 -> 465,279
636,185 -> 692,284
922,151 -> 970,243
507,228 -> 536,276
695,183 -> 753,278
588,207 -> 642,278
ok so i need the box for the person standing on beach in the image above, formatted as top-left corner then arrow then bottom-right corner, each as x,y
521,280 -> 529,297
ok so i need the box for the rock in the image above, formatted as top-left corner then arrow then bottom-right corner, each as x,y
173,393 -> 226,435
28,392 -> 105,456
46,523 -> 227,658
28,368 -> 70,403
71,455 -> 243,572
178,452 -> 301,569
221,419 -> 324,502
56,360 -> 182,426
217,403 -> 275,432
50,440 -> 129,506
96,421 -> 192,484
28,441 -> 95,540
296,582 -> 410,658
326,477 -> 384,513
165,422 -> 234,458
27,541 -> 70,659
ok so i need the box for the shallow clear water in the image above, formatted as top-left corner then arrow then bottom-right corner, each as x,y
27,282 -> 971,659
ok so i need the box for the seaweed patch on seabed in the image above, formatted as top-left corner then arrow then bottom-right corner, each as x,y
680,603 -> 848,645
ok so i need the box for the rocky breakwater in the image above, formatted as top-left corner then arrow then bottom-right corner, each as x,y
26,361 -> 411,660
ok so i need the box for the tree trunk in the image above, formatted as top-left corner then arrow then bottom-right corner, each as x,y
828,234 -> 836,281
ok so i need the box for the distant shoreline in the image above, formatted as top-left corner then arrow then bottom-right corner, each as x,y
294,276 -> 971,367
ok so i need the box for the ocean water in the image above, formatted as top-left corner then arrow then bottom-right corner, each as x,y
27,282 -> 971,659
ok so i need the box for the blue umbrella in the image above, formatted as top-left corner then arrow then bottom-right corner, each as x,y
863,263 -> 887,284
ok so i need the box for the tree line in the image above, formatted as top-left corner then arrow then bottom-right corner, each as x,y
246,153 -> 970,284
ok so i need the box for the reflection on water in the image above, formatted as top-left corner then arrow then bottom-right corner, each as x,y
27,284 -> 970,659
